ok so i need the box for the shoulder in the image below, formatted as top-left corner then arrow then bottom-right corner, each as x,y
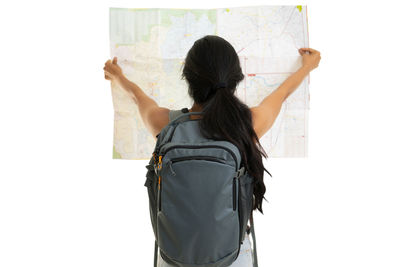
169,108 -> 189,122
155,108 -> 188,139
147,107 -> 170,140
168,109 -> 182,122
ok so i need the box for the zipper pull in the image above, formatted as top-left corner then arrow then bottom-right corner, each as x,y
158,174 -> 162,211
157,155 -> 163,171
152,153 -> 159,174
157,155 -> 163,190
168,161 -> 176,176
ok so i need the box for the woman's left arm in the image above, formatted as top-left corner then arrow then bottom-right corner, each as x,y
104,57 -> 169,139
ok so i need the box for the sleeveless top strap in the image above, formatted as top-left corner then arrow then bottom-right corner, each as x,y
168,107 -> 189,122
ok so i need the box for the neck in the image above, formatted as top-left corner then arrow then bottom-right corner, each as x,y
189,103 -> 202,112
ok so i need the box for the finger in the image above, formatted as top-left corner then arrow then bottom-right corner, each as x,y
112,57 -> 118,64
104,70 -> 113,78
300,47 -> 319,54
299,48 -> 312,55
299,49 -> 307,56
299,48 -> 311,54
105,59 -> 112,66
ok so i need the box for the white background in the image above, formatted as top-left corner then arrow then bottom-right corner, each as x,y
1,0 -> 399,266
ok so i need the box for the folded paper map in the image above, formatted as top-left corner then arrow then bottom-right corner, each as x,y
109,5 -> 310,159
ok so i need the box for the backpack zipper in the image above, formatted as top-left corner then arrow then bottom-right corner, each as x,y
170,155 -> 226,164
159,145 -> 238,171
166,156 -> 227,176
157,155 -> 162,212
234,172 -> 243,260
233,177 -> 237,211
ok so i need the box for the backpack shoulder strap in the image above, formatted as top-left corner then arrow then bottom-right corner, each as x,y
168,107 -> 189,122
153,106 -> 189,267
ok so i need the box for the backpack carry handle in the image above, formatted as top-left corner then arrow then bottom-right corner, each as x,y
169,111 -> 204,125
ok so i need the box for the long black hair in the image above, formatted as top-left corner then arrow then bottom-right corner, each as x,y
181,35 -> 272,214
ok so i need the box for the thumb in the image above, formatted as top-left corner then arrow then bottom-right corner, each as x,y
112,56 -> 118,64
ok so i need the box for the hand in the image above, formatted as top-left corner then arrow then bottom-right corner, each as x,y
298,47 -> 321,72
103,57 -> 123,83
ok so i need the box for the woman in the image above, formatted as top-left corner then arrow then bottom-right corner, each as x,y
104,35 -> 321,266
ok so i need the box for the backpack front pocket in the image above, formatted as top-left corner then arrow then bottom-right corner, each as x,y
157,157 -> 239,265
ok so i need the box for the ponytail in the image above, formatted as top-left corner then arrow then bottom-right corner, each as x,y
181,35 -> 271,213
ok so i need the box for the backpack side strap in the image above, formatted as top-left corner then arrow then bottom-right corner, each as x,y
154,240 -> 158,267
250,210 -> 258,267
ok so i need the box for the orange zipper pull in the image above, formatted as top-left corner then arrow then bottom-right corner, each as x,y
158,174 -> 162,211
157,155 -> 163,191
158,155 -> 163,170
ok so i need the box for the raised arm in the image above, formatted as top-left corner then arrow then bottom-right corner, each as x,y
251,48 -> 321,139
104,57 -> 169,140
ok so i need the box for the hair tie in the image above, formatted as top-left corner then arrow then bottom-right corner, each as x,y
213,82 -> 227,90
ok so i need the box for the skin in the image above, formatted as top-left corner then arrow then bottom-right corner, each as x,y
104,48 -> 321,141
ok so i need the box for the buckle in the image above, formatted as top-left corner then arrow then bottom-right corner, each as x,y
235,166 -> 245,178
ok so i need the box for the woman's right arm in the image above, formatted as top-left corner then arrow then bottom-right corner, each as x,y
251,47 -> 321,139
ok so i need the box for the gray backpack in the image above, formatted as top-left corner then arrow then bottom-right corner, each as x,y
144,108 -> 260,267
